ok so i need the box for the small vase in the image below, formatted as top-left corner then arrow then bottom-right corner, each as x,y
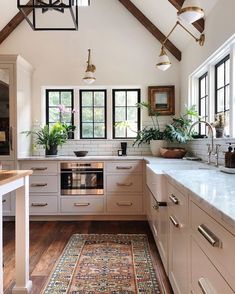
215,128 -> 224,138
45,145 -> 58,156
150,140 -> 167,157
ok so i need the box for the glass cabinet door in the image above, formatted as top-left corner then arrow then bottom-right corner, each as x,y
0,67 -> 12,157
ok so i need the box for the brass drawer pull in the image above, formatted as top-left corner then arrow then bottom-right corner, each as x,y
153,204 -> 159,210
31,167 -> 48,171
198,277 -> 213,294
116,166 -> 132,170
74,203 -> 90,207
31,203 -> 48,207
169,194 -> 179,204
198,224 -> 221,248
169,215 -> 180,228
117,202 -> 133,206
117,182 -> 133,187
2,199 -> 6,204
31,183 -> 48,187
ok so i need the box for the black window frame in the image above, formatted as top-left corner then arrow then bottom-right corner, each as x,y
79,89 -> 107,139
46,89 -> 74,138
112,89 -> 141,139
198,72 -> 208,135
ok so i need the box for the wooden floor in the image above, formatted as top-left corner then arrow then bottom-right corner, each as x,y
3,221 -> 173,294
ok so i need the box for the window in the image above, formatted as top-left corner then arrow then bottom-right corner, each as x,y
112,89 -> 140,139
80,90 -> 107,139
199,73 -> 208,135
46,89 -> 74,133
215,55 -> 230,135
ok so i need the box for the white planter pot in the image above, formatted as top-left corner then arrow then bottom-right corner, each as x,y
150,140 -> 167,156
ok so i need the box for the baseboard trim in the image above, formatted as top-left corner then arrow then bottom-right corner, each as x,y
29,215 -> 147,221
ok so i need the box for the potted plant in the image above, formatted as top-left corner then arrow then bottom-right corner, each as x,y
24,122 -> 68,156
212,114 -> 224,138
58,104 -> 76,139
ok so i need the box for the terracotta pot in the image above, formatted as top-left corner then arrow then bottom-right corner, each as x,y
160,147 -> 187,158
150,140 -> 167,157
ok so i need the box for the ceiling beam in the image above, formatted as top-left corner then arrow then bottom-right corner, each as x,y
0,1 -> 33,45
119,0 -> 181,61
168,0 -> 205,33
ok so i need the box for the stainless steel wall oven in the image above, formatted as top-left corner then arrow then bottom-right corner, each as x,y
61,162 -> 104,195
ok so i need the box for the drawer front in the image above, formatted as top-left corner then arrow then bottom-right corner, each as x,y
61,197 -> 104,213
191,237 -> 234,294
2,194 -> 11,212
107,174 -> 142,193
30,196 -> 58,214
29,175 -> 58,193
107,194 -> 142,214
20,161 -> 58,175
106,161 -> 142,173
191,201 -> 235,287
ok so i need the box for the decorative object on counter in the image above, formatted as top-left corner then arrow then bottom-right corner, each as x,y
160,147 -> 187,159
42,234 -> 161,294
148,86 -> 175,115
121,142 -> 127,156
17,0 -> 90,31
117,149 -> 123,156
74,150 -> 88,157
83,49 -> 96,84
156,20 -> 205,71
57,104 -> 76,139
23,122 -> 68,156
224,143 -> 235,168
212,114 -> 224,138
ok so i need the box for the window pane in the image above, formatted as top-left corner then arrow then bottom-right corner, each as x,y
127,107 -> 137,121
82,92 -> 93,106
82,123 -> 93,138
62,109 -> 72,122
61,92 -> 72,106
225,59 -> 230,85
49,92 -> 59,106
224,111 -> 230,136
115,127 -> 126,138
127,91 -> 138,106
94,123 -> 105,138
49,107 -> 60,122
115,92 -> 126,106
94,92 -> 105,106
200,98 -> 205,117
225,86 -> 230,110
200,78 -> 205,97
115,107 -> 126,122
82,108 -> 93,122
217,63 -> 224,88
217,89 -> 224,113
94,108 -> 105,122
127,123 -> 138,137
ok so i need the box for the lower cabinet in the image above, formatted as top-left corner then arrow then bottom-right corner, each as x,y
107,194 -> 142,214
60,196 -> 104,214
30,196 -> 58,215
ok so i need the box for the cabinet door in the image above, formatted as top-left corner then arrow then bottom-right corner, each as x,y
0,64 -> 14,159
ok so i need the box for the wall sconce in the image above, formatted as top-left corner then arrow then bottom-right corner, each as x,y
156,21 -> 205,71
83,49 -> 96,84
177,0 -> 204,24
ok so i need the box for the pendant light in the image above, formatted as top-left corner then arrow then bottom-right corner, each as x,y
83,49 -> 96,84
177,0 -> 204,24
156,47 -> 171,71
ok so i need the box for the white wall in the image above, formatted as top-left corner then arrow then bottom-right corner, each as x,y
0,0 -> 180,128
180,0 -> 235,108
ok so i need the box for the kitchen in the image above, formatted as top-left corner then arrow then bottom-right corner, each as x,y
0,0 -> 235,293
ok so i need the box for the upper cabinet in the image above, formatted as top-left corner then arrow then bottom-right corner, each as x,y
0,55 -> 33,161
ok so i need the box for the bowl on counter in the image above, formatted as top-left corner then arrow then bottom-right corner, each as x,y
74,151 -> 88,157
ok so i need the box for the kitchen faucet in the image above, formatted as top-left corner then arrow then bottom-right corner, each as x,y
189,120 -> 215,164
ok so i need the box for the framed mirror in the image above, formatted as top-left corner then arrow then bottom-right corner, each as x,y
148,85 -> 175,115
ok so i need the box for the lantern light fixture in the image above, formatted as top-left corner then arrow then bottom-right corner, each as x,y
83,49 -> 96,84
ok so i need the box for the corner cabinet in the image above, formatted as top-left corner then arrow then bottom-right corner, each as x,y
0,55 -> 33,216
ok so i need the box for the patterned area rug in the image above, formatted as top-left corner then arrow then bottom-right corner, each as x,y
42,234 -> 162,294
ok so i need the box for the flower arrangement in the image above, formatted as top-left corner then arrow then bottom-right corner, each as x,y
57,104 -> 76,139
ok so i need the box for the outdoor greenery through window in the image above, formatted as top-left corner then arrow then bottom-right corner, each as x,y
46,90 -> 74,136
199,73 -> 208,135
215,55 -> 230,135
80,90 -> 107,139
113,89 -> 140,139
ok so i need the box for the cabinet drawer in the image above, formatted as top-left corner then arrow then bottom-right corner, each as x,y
61,197 -> 104,213
20,161 -> 58,175
191,201 -> 235,288
30,196 -> 58,214
107,174 -> 142,193
107,194 -> 142,214
191,237 -> 234,294
29,175 -> 58,193
106,161 -> 142,173
168,183 -> 187,224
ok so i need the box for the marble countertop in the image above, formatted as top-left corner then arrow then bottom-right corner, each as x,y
18,155 -> 145,161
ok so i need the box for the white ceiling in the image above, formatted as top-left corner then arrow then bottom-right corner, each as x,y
0,0 -> 218,51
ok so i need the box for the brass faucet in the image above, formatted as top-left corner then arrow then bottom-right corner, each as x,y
189,120 -> 215,164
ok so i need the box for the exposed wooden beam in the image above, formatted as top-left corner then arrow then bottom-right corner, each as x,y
0,1 -> 33,45
168,0 -> 205,33
119,0 -> 181,61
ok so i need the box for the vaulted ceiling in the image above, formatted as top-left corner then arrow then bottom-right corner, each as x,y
0,0 -> 218,60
